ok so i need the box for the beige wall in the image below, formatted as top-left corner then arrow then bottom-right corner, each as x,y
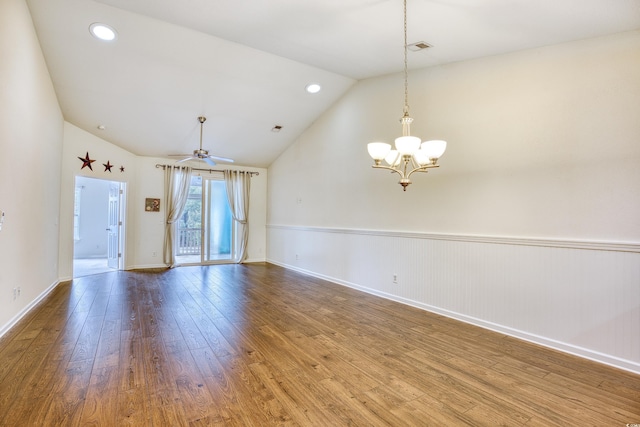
269,31 -> 640,242
130,156 -> 268,268
0,0 -> 63,333
2,0 -> 638,371
267,31 -> 640,373
59,123 -> 268,278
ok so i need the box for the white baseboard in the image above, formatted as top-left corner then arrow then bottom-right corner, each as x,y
126,263 -> 167,270
268,258 -> 640,375
0,279 -> 61,341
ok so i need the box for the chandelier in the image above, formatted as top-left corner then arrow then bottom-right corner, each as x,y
367,0 -> 447,191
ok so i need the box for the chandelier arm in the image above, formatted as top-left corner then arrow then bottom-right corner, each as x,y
410,154 -> 420,170
403,156 -> 412,179
371,164 -> 408,179
406,164 -> 440,178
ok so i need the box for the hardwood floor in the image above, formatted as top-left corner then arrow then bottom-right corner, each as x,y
0,263 -> 638,426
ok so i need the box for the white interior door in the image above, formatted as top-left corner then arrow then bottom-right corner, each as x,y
107,182 -> 121,269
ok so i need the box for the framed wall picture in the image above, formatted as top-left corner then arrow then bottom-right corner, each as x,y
145,198 -> 160,212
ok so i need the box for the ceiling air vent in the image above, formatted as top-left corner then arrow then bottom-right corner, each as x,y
408,41 -> 432,52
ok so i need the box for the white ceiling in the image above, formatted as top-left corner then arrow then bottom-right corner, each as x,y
26,0 -> 640,167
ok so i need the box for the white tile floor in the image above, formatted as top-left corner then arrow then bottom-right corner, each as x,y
175,254 -> 201,264
73,258 -> 116,277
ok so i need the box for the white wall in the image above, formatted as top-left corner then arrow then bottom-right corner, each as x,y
0,0 -> 63,335
267,31 -> 640,373
59,123 -> 268,275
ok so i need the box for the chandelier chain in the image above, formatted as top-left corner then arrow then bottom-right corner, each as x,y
403,0 -> 409,115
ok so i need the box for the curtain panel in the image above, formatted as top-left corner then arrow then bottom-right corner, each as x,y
223,170 -> 251,263
163,165 -> 192,267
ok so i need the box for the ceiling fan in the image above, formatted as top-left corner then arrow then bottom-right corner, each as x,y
170,116 -> 234,166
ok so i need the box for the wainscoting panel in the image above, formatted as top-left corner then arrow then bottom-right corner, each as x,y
267,225 -> 640,374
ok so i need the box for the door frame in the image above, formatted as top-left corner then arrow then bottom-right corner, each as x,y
176,174 -> 235,265
73,176 -> 126,274
202,176 -> 235,263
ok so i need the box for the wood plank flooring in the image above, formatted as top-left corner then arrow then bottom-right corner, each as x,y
0,263 -> 638,426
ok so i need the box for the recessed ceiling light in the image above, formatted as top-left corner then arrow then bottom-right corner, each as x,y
305,83 -> 321,94
89,23 -> 117,41
97,125 -> 106,130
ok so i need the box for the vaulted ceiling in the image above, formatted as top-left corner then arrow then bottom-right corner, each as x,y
27,0 -> 640,167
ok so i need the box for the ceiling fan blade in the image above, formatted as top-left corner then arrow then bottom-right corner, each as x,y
174,157 -> 194,164
170,118 -> 231,167
206,154 -> 234,163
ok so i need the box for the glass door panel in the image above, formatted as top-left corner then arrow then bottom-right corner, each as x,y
204,179 -> 233,262
176,175 -> 234,265
176,176 -> 202,264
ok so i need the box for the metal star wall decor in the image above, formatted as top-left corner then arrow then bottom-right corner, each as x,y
78,152 -> 96,170
103,161 -> 113,172
120,166 -> 125,172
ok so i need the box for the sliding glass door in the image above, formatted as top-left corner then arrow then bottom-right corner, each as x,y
204,179 -> 233,261
176,175 -> 234,264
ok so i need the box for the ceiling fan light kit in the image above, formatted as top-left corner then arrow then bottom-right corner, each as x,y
171,116 -> 234,166
366,0 -> 447,191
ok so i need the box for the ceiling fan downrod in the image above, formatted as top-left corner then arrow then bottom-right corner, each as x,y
198,116 -> 206,151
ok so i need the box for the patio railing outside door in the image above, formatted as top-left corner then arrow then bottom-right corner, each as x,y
177,227 -> 200,255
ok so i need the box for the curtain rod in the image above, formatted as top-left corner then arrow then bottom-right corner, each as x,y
155,164 -> 259,176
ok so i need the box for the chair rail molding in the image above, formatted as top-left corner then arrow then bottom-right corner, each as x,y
266,224 -> 640,253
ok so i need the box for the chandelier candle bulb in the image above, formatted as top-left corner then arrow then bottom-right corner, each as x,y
421,140 -> 447,160
385,150 -> 402,167
413,149 -> 431,166
395,136 -> 421,155
367,142 -> 392,164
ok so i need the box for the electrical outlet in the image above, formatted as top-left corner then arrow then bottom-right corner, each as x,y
17,287 -> 20,297
152,251 -> 157,257
295,254 -> 299,260
393,274 -> 398,284
12,288 -> 17,300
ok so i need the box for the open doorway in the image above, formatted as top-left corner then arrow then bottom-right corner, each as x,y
73,176 -> 126,277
